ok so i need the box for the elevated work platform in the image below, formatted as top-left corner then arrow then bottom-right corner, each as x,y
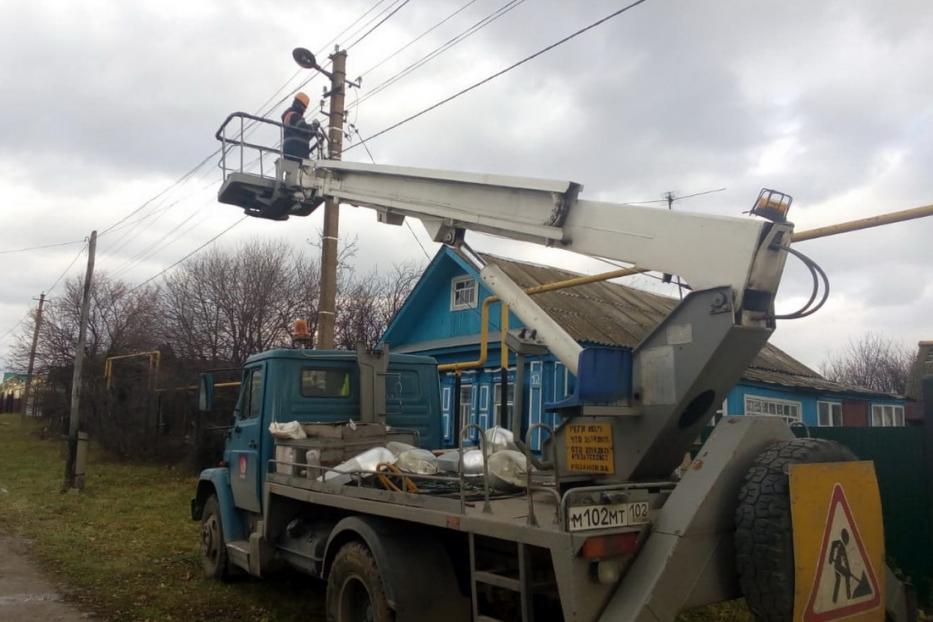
218,171 -> 323,221
215,111 -> 326,221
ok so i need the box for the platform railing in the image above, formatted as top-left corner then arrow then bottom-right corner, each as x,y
214,112 -> 285,180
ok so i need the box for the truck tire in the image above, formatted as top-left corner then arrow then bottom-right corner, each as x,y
735,438 -> 857,622
326,541 -> 394,622
200,494 -> 230,580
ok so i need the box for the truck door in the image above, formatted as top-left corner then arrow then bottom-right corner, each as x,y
227,363 -> 265,513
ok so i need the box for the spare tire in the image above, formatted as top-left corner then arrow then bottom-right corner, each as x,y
735,438 -> 858,622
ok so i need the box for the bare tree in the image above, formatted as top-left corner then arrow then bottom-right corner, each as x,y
821,333 -> 914,395
334,262 -> 421,350
160,239 -> 301,365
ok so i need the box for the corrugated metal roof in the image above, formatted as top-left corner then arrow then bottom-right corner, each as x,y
479,252 -> 895,397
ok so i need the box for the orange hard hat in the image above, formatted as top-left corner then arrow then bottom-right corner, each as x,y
294,92 -> 310,107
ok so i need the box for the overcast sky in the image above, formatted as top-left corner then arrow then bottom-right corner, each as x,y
0,0 -> 930,371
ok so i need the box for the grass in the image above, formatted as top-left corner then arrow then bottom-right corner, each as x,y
0,412 -> 757,621
0,413 -> 322,621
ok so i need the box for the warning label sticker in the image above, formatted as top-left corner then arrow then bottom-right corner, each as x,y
565,423 -> 614,474
790,462 -> 885,622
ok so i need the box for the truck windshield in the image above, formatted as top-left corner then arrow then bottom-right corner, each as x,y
300,367 -> 350,398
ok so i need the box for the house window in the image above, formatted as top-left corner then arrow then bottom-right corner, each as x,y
493,382 -> 515,427
744,395 -> 801,423
817,401 -> 843,427
450,276 -> 477,310
871,404 -> 905,427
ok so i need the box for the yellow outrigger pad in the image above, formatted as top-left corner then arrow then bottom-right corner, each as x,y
789,461 -> 885,622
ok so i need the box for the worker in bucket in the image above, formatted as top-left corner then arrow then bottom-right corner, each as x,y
281,92 -> 320,161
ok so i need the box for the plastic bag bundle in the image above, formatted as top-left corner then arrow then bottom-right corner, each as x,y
396,448 -> 438,475
386,441 -> 416,456
319,447 -> 397,483
486,450 -> 528,491
436,448 -> 484,475
484,426 -> 515,453
268,421 -> 307,440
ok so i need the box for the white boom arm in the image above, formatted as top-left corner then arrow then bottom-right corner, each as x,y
294,160 -> 791,316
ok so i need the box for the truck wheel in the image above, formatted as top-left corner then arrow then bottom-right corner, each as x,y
735,438 -> 857,622
326,542 -> 393,622
200,494 -> 230,580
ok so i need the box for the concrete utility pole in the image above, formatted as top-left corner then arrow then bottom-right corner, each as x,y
316,48 -> 347,349
63,230 -> 96,491
21,292 -> 46,421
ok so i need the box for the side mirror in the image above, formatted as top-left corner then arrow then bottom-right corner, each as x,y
198,373 -> 214,412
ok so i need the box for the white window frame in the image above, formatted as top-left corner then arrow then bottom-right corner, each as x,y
441,387 -> 452,440
817,401 -> 843,427
871,404 -> 905,427
450,276 -> 478,311
744,395 -> 802,423
493,381 -> 515,427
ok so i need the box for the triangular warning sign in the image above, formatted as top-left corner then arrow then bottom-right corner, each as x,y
803,483 -> 882,621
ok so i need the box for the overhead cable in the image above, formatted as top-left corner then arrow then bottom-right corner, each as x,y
350,0 -> 524,110
347,0 -> 651,151
0,239 -> 85,255
345,0 -> 412,50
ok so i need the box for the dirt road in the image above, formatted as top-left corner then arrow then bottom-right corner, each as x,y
0,535 -> 94,621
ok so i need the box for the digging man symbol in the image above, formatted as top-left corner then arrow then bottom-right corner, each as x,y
828,528 -> 853,603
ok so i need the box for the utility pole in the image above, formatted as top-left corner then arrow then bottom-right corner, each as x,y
316,48 -> 348,349
21,292 -> 46,421
63,230 -> 96,491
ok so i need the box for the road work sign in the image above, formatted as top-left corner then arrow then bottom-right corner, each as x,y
789,461 -> 884,622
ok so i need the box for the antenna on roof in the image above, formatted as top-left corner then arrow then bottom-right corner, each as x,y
654,188 -> 727,299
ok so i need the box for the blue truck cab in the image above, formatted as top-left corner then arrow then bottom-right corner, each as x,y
194,348 -> 441,519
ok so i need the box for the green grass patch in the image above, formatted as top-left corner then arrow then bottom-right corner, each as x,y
0,413 -> 321,621
0,413 -> 760,621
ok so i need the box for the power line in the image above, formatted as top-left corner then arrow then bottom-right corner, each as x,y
347,0 -> 651,151
46,243 -> 89,294
0,243 -> 87,351
128,216 -> 248,294
359,0 -> 481,78
345,0 -> 412,50
0,239 -> 85,255
626,187 -> 727,205
349,0 -> 524,111
318,0 -> 392,54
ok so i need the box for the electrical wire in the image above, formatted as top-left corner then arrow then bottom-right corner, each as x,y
127,216 -> 248,294
347,0 -> 651,152
349,0 -> 525,111
0,243 -> 87,350
345,0 -> 411,50
318,0 -> 392,54
358,0 -> 482,78
0,239 -> 85,255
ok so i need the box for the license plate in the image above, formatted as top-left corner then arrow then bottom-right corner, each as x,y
568,501 -> 650,532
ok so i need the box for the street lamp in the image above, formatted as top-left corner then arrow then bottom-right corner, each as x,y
292,47 -> 334,80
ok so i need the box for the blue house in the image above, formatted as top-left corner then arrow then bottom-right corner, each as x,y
381,248 -> 908,447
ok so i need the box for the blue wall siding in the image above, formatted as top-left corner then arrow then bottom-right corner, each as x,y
436,354 -> 575,449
